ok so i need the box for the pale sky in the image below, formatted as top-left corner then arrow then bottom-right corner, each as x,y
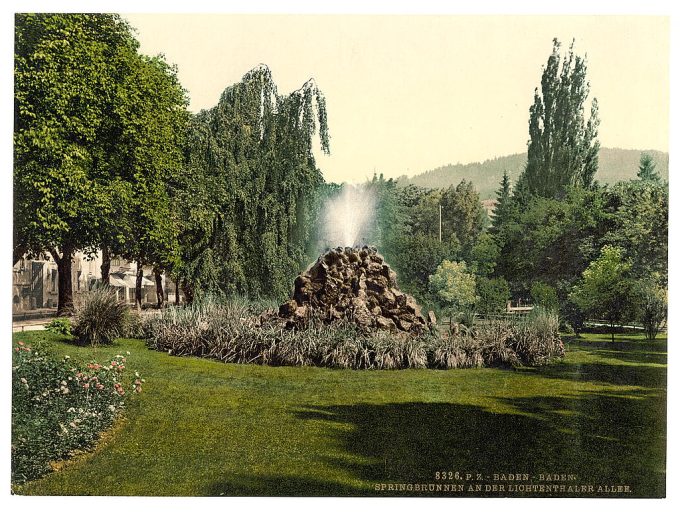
125,15 -> 668,183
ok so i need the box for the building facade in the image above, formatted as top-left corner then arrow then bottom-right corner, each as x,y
12,252 -> 182,313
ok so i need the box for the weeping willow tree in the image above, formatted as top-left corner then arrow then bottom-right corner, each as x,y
176,65 -> 329,300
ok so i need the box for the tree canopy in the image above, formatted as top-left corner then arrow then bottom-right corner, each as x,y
519,38 -> 600,199
176,65 -> 329,300
14,13 -> 189,313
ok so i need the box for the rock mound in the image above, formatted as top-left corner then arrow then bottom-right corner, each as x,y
278,246 -> 434,334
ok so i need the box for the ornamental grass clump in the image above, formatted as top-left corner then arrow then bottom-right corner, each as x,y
72,286 -> 128,346
145,298 -> 564,370
11,341 -> 143,485
512,308 -> 564,366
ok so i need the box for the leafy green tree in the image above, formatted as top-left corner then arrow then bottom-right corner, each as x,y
470,232 -> 500,277
441,180 -> 487,257
633,275 -> 667,340
495,187 -> 609,296
429,260 -> 478,321
391,233 -> 459,300
476,277 -> 510,315
569,245 -> 635,341
520,39 -> 600,199
14,13 -> 140,314
530,281 -> 559,312
112,54 -> 189,309
637,153 -> 661,182
602,180 -> 668,281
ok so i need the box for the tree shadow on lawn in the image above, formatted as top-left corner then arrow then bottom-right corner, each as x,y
564,338 -> 667,366
519,343 -> 667,389
207,390 -> 665,497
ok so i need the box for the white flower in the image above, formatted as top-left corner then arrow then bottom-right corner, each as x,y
20,378 -> 27,384
108,405 -> 116,412
67,407 -> 75,413
126,351 -> 131,355
64,355 -> 70,360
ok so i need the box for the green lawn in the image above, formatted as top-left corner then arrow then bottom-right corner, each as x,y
13,330 -> 666,497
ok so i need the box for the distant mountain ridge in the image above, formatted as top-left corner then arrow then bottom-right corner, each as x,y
396,148 -> 669,199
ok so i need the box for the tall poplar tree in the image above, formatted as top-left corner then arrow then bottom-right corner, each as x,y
519,39 -> 600,199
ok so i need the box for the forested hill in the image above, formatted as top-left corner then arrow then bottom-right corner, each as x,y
396,148 -> 669,199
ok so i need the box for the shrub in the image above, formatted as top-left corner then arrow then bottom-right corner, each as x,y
11,341 -> 143,485
476,320 -> 520,367
512,308 -> 564,365
634,278 -> 667,340
72,286 -> 129,345
121,310 -> 147,339
45,317 -> 72,336
145,298 -> 564,371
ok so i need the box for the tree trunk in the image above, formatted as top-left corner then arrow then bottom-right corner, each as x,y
154,268 -> 164,309
101,245 -> 111,286
51,247 -> 74,316
181,279 -> 194,305
135,261 -> 144,312
175,277 -> 180,306
610,321 -> 615,343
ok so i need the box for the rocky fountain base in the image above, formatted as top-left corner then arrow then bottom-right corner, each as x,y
278,246 -> 435,334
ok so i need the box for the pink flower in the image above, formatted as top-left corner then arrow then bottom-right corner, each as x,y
83,383 -> 90,389
18,341 -> 24,346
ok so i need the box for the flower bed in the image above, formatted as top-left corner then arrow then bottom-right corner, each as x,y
11,340 -> 143,485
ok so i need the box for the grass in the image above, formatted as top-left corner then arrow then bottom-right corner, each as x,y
13,330 -> 666,497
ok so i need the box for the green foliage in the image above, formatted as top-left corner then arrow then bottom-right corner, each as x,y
428,260 -> 477,314
476,277 -> 510,315
45,317 -> 71,336
633,276 -> 667,340
430,312 -> 562,369
520,39 -> 600,199
390,233 -> 459,299
602,180 -> 668,280
73,286 -> 129,345
176,65 -> 327,300
495,187 -> 609,294
490,170 -> 513,236
441,180 -> 488,257
144,297 -> 562,371
11,340 -> 141,484
570,245 -> 636,338
530,282 -> 559,312
470,232 -> 500,277
637,153 -> 661,182
14,14 -> 189,312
